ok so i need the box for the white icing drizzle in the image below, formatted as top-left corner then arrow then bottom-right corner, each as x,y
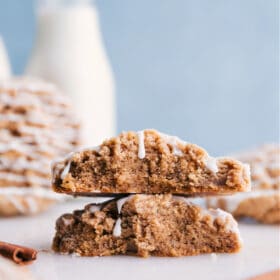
25,196 -> 38,213
0,172 -> 49,186
5,193 -> 43,214
60,160 -> 71,180
0,77 -> 71,107
0,156 -> 49,175
158,132 -> 187,156
113,195 -> 132,237
0,135 -> 65,156
53,146 -> 101,181
6,195 -> 26,213
57,151 -> 75,180
204,157 -> 219,173
113,218 -> 122,237
173,195 -> 239,234
137,131 -> 146,159
0,187 -> 64,200
136,130 -> 189,159
116,195 -> 132,213
207,208 -> 239,233
89,204 -> 101,213
19,124 -> 77,144
164,136 -> 183,155
0,141 -> 56,157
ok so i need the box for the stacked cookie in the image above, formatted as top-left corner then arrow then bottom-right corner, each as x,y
208,144 -> 280,224
51,129 -> 250,257
0,77 -> 80,216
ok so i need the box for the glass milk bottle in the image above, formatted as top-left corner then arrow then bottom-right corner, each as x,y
0,36 -> 12,79
25,0 -> 116,145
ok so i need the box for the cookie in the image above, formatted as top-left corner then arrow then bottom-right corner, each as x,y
52,129 -> 250,196
52,194 -> 242,257
0,77 -> 80,216
207,144 -> 280,223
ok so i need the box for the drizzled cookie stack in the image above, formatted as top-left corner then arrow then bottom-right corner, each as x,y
51,129 -> 251,257
0,77 -> 80,216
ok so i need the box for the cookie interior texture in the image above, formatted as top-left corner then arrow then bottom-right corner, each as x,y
52,130 -> 250,196
52,194 -> 242,257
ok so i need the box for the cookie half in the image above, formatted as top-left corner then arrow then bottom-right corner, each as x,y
52,194 -> 242,257
52,130 -> 250,196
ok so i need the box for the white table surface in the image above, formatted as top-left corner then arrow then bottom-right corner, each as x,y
0,199 -> 279,280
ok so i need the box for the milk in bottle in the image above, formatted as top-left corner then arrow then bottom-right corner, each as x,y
0,36 -> 12,79
26,0 -> 116,145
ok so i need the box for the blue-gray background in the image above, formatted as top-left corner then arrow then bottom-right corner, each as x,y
0,0 -> 278,155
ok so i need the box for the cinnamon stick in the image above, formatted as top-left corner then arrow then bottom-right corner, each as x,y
247,270 -> 280,280
0,241 -> 37,265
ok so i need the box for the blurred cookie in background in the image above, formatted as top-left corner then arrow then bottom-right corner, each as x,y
0,77 -> 80,216
207,144 -> 280,224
